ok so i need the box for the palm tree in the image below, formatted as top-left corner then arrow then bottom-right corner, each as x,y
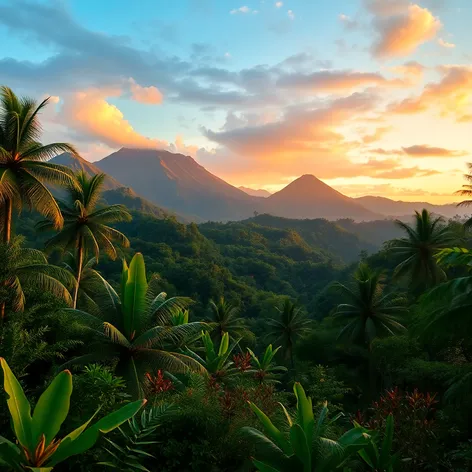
333,263 -> 407,349
0,236 -> 73,319
63,253 -> 206,399
207,297 -> 254,343
456,162 -> 472,227
37,171 -> 131,308
267,299 -> 311,367
390,209 -> 456,290
0,86 -> 77,243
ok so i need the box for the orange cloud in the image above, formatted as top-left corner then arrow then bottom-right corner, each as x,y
362,126 -> 392,144
60,88 -> 167,149
129,78 -> 163,104
371,4 -> 441,58
391,66 -> 472,120
277,70 -> 406,92
402,145 -> 467,157
389,61 -> 425,79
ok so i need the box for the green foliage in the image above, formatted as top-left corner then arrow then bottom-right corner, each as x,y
62,252 -> 206,399
243,382 -> 370,471
247,345 -> 287,385
333,263 -> 407,349
0,357 -> 145,470
99,403 -> 178,471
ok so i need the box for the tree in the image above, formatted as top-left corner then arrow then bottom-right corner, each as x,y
207,297 -> 254,343
333,263 -> 407,350
0,236 -> 73,319
242,382 -> 370,471
456,162 -> 472,227
390,209 -> 456,290
37,171 -> 131,308
63,253 -> 206,399
0,86 -> 77,243
247,344 -> 287,384
267,299 -> 311,367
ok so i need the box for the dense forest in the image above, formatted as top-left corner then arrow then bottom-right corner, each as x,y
1,87 -> 472,472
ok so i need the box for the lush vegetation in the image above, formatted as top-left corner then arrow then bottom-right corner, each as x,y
1,86 -> 472,471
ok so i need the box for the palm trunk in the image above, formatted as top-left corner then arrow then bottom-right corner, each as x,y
2,198 -> 12,244
73,239 -> 84,309
0,199 -> 12,320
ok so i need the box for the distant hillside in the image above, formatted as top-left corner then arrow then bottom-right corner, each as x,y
264,175 -> 379,221
96,148 -> 258,221
356,195 -> 467,219
201,213 -> 377,263
51,152 -> 123,190
239,186 -> 272,198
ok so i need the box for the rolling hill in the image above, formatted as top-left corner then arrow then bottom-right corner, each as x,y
239,186 -> 272,198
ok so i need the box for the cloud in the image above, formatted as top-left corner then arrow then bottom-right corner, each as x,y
230,6 -> 256,14
288,10 -> 295,20
369,3 -> 442,58
437,38 -> 455,48
128,79 -> 163,104
275,1 -> 283,8
390,61 -> 425,78
59,88 -> 166,149
277,70 -> 405,92
333,182 -> 453,198
390,66 -> 472,120
362,126 -> 392,144
339,14 -> 359,30
402,145 -> 467,157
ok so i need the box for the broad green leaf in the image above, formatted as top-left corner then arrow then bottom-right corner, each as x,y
379,415 -> 394,467
0,358 -> 33,452
253,459 -> 281,472
249,402 -> 291,455
123,253 -> 148,338
0,437 -> 22,470
289,424 -> 311,471
48,400 -> 145,466
121,258 -> 129,301
202,331 -> 216,360
31,370 -> 72,446
278,402 -> 293,427
293,383 -> 314,442
218,332 -> 229,356
358,447 -> 376,468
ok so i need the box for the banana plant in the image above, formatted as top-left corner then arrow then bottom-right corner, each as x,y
247,345 -> 287,384
0,358 -> 145,471
357,415 -> 402,471
242,382 -> 371,471
186,331 -> 240,382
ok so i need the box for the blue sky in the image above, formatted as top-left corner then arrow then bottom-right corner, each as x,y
1,0 -> 471,202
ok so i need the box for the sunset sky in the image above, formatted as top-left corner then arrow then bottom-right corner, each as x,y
1,0 -> 471,203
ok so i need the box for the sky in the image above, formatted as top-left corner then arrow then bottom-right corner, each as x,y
1,0 -> 471,203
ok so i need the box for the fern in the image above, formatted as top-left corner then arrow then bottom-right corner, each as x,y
99,403 -> 178,471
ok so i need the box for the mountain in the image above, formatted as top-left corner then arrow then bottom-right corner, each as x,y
101,187 -> 191,223
239,186 -> 272,198
264,174 -> 379,221
51,152 -> 123,190
355,196 -> 467,219
95,148 -> 259,221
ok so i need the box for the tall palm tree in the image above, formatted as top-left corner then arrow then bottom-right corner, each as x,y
37,172 -> 131,308
390,209 -> 456,290
0,236 -> 73,319
207,297 -> 254,343
266,299 -> 311,367
0,86 -> 77,243
63,253 -> 206,399
333,263 -> 407,349
456,162 -> 472,227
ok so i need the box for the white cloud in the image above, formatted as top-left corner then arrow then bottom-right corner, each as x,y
230,6 -> 251,14
288,9 -> 295,20
275,1 -> 283,8
438,38 -> 455,48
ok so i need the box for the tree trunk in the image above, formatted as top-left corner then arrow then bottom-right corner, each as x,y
0,199 -> 12,320
3,198 -> 12,244
73,240 -> 84,309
